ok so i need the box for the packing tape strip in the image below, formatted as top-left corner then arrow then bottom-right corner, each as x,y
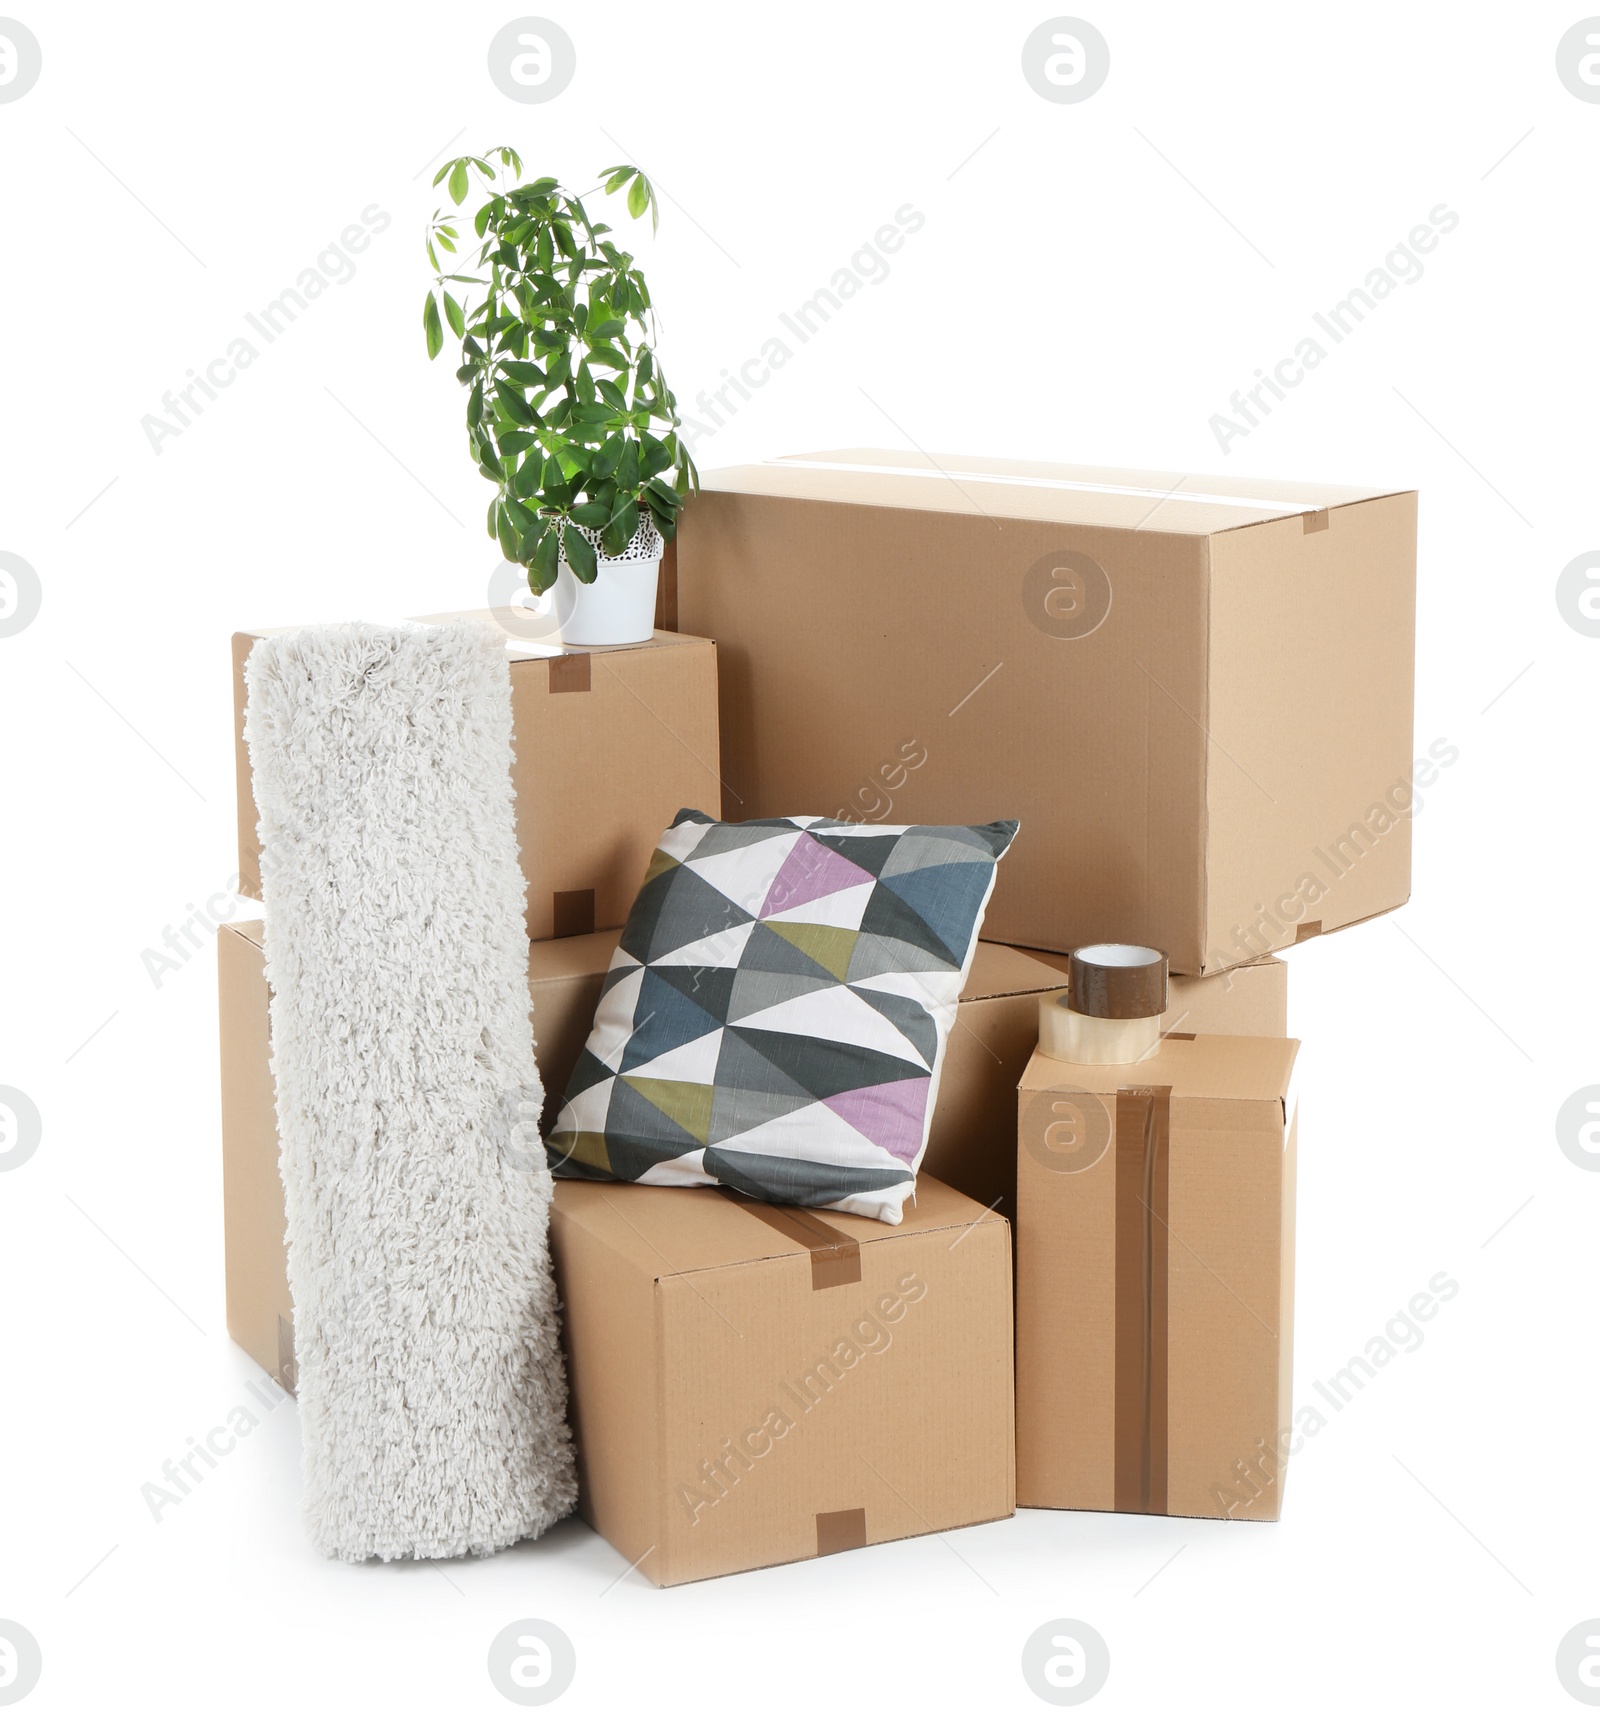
815,1507 -> 867,1555
729,1195 -> 863,1291
276,1312 -> 298,1397
764,456 -> 1340,518
1114,1085 -> 1171,1515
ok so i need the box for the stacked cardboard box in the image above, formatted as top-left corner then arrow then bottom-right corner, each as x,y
674,451 -> 1417,1523
220,450 -> 1414,1566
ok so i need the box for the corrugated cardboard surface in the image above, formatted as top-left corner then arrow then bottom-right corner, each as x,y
231,618 -> 722,940
218,920 -> 291,1385
675,450 -> 1416,972
1015,1035 -> 1298,1520
550,1178 -> 1013,1585
217,920 -> 621,1390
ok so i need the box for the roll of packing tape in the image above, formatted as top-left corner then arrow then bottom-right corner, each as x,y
1068,943 -> 1168,1019
1039,943 -> 1170,1066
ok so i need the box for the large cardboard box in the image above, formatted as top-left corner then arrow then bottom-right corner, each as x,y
674,451 -> 1417,973
929,945 -> 1287,1222
232,617 -> 721,941
218,919 -> 619,1388
550,1176 -> 1013,1584
1016,1034 -> 1298,1520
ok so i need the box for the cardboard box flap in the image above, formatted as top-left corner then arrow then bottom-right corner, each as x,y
230,919 -> 264,953
961,941 -> 1072,1003
1019,1033 -> 1299,1104
700,449 -> 1407,535
551,1176 -> 998,1282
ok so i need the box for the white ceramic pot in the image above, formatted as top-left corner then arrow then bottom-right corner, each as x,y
552,518 -> 663,647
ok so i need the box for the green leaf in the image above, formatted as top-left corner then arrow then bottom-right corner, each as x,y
586,344 -> 630,373
423,292 -> 443,359
496,502 -> 519,560
638,433 -> 670,478
468,379 -> 484,428
494,382 -> 536,427
497,429 -> 538,455
530,526 -> 561,592
474,200 -> 495,238
448,161 -> 469,205
562,523 -> 598,584
627,174 -> 649,220
645,476 -> 682,511
502,496 -> 539,536
501,359 -> 546,388
569,501 -> 611,528
442,291 -> 465,339
616,439 -> 640,493
603,499 -> 639,557
432,161 -> 455,187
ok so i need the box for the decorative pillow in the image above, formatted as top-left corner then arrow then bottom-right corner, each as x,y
546,811 -> 1019,1224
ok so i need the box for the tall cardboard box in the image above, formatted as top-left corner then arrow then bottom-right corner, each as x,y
232,617 -> 721,940
1016,1035 -> 1298,1520
550,1177 -> 1013,1584
675,451 -> 1416,972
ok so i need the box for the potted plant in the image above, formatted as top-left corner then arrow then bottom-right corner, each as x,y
423,148 -> 698,646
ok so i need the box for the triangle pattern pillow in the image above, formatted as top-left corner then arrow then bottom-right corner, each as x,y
546,810 -> 1020,1224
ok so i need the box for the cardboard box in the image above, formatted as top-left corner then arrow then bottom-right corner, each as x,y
927,945 -> 1287,1222
1015,1034 -> 1299,1520
218,918 -> 620,1388
219,927 -> 1287,1384
674,451 -> 1417,973
232,617 -> 722,941
550,1176 -> 1013,1584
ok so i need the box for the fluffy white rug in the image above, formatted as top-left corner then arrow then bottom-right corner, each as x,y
244,620 -> 577,1561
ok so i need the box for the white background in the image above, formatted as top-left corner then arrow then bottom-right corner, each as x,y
1,1 -> 1596,1718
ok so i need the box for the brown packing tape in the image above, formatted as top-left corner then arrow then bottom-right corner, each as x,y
815,1507 -> 866,1556
548,653 -> 591,694
276,1313 -> 298,1396
1302,509 -> 1329,533
1295,920 -> 1322,943
730,1195 -> 863,1290
1114,1086 -> 1170,1515
553,889 -> 596,938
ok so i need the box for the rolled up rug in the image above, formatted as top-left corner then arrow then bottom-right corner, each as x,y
244,619 -> 577,1561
